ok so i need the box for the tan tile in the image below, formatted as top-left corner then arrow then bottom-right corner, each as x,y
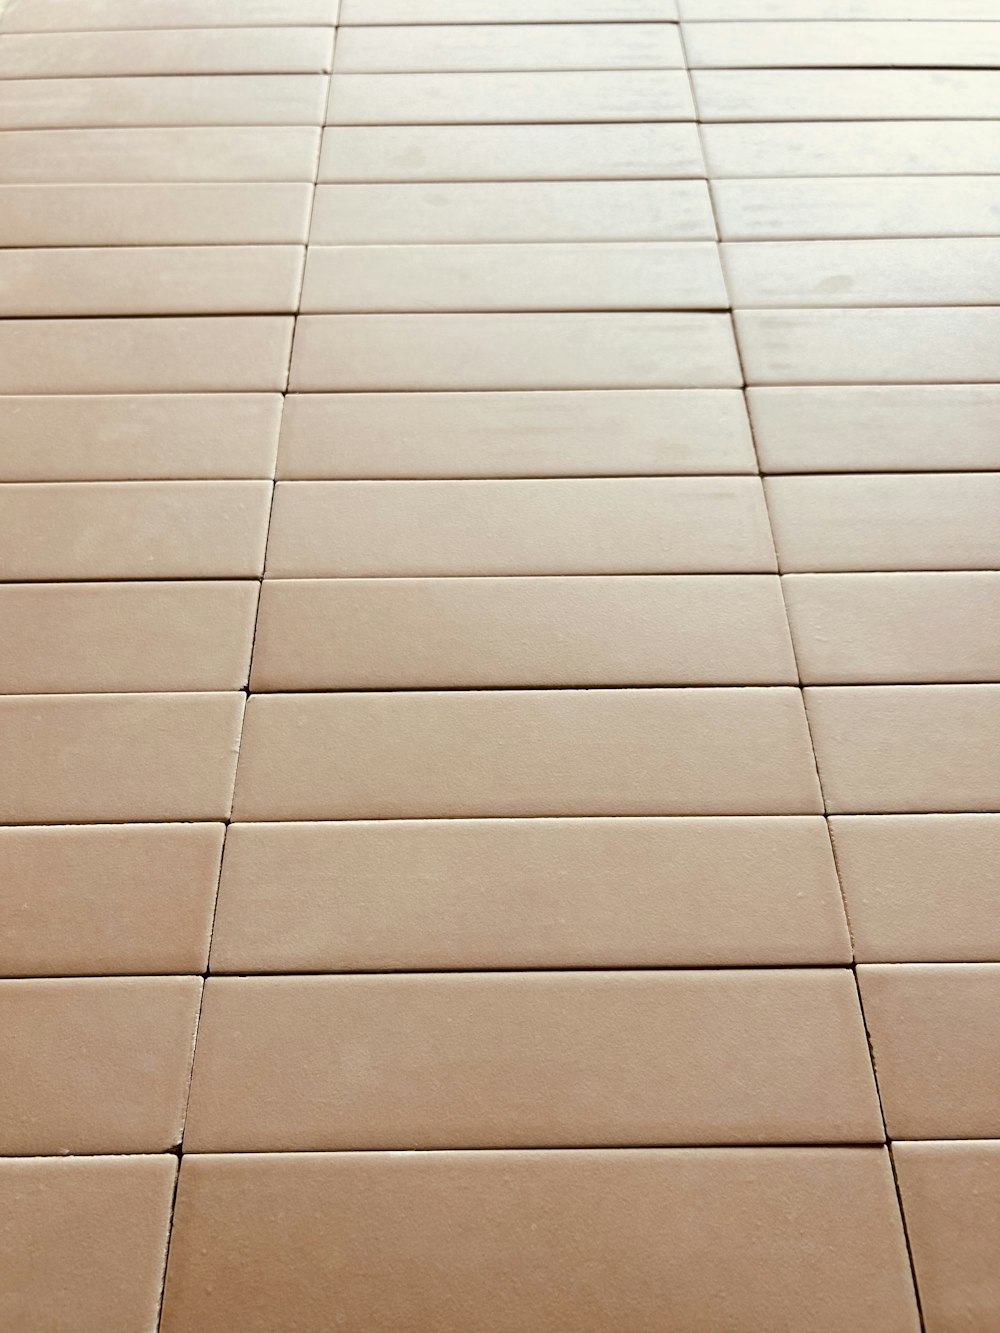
687,21 -> 1000,68
0,692 -> 245,823
2,0 -> 339,30
212,816 -> 849,973
682,0 -> 994,14
0,481 -> 271,580
341,0 -> 676,18
265,478 -> 776,577
0,976 -> 201,1154
805,685 -> 1000,814
289,314 -> 741,390
894,1140 -> 1000,1333
0,582 -> 258,692
2,1156 -> 177,1333
858,964 -> 1000,1139
0,823 -> 222,977
184,970 -> 880,1150
232,689 -> 822,821
831,815 -> 1000,964
0,317 -> 293,393
693,71 -> 1000,122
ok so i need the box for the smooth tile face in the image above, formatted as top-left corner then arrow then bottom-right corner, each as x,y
0,977 -> 201,1154
0,692 -> 245,824
805,686 -> 1000,814
277,390 -> 755,478
0,582 -> 258,693
232,689 -> 823,821
2,1156 -> 177,1333
2,0 -> 339,29
0,482 -> 272,581
0,824 -> 223,977
686,21 -> 1000,69
212,817 -> 850,973
681,0 -> 996,14
289,314 -> 742,390
265,479 -> 776,577
858,964 -> 1000,1139
693,71 -> 1000,122
831,815 -> 1000,964
184,971 -> 880,1150
340,0 -> 677,19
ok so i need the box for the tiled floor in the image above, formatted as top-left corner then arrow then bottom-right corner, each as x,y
2,3 -> 998,1331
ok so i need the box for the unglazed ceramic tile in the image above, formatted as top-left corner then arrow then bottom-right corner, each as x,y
831,815 -> 1000,964
340,0 -> 676,20
265,478 -> 776,577
0,823 -> 223,977
2,1156 -> 177,1333
0,976 -> 201,1154
212,817 -> 849,973
858,964 -> 1000,1139
184,970 -> 880,1150
693,71 -> 1000,122
681,0 -> 996,14
0,481 -> 272,580
805,685 -> 1000,814
232,689 -> 823,820
2,0 -> 339,30
160,1149 -> 919,1333
0,582 -> 258,692
0,692 -> 245,823
289,314 -> 741,390
686,21 -> 1000,69
276,390 -> 755,478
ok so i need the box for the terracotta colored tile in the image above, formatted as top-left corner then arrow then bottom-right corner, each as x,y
0,582 -> 258,692
184,970 -> 880,1150
340,0 -> 676,18
0,692 -> 245,823
0,976 -> 201,1154
831,815 -> 1000,964
250,576 -> 796,689
687,21 -> 1000,68
212,816 -> 849,973
766,475 -> 1000,572
858,964 -> 1000,1139
1,1156 -> 177,1333
0,481 -> 271,580
276,390 -> 755,478
0,823 -> 223,977
2,0 -> 339,30
693,71 -> 1000,122
289,314 -> 741,390
805,685 -> 1000,814
161,1148 -> 918,1333
232,689 -> 822,821
893,1140 -> 1000,1333
682,0 -> 993,14
265,478 -> 776,577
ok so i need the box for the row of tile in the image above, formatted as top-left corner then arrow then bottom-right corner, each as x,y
0,0 -> 344,27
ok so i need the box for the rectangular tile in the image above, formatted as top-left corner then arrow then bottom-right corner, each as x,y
212,817 -> 849,973
0,481 -> 272,580
2,0 -> 339,30
0,692 -> 245,824
805,685 -> 1000,814
232,689 -> 823,820
340,0 -> 676,20
0,976 -> 201,1154
693,71 -> 1000,122
184,970 -> 880,1150
290,314 -> 742,390
0,824 -> 223,977
686,21 -> 1000,68
0,582 -> 258,693
681,0 -> 996,14
276,390 -> 755,478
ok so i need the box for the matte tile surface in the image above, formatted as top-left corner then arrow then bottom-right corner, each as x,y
694,71 -> 1000,122
686,22 -> 1000,69
1,0 -> 339,29
682,0 -> 995,13
340,0 -> 678,19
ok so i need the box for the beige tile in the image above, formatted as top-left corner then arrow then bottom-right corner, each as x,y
341,0 -> 676,18
290,314 -> 741,390
0,976 -> 201,1154
694,71 -> 1000,122
265,478 -> 776,577
831,815 -> 1000,964
687,21 -> 1000,68
320,123 -> 705,181
161,1148 -> 918,1333
0,692 -> 245,824
212,816 -> 849,973
805,685 -> 1000,814
0,582 -> 259,692
328,71 -> 695,124
766,475 -> 1000,572
184,970 -> 880,1150
682,0 -> 995,14
0,823 -> 223,977
2,0 -> 339,30
0,317 -> 293,393
750,387 -> 1000,472
232,689 -> 822,821
277,390 -> 755,478
2,1156 -> 177,1333
858,964 -> 1000,1139
0,481 -> 271,580
894,1141 -> 1000,1333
